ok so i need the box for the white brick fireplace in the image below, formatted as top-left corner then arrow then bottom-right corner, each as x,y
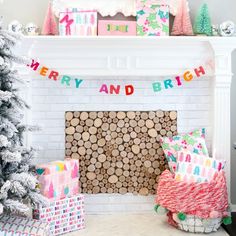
17,36 -> 236,213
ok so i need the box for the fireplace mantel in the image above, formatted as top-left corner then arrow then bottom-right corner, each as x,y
19,36 -> 236,76
18,36 -> 236,210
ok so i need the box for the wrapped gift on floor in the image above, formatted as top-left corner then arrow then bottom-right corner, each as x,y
137,0 -> 169,36
0,215 -> 50,236
98,20 -> 136,36
36,159 -> 79,200
33,194 -> 85,235
59,10 -> 97,36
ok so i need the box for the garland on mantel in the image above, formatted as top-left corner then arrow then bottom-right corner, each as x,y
27,58 -> 214,96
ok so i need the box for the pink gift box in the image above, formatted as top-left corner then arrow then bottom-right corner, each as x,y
33,194 -> 85,235
36,159 -> 79,200
98,20 -> 136,36
59,10 -> 97,36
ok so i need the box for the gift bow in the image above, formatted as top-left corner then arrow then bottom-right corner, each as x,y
107,24 -> 129,32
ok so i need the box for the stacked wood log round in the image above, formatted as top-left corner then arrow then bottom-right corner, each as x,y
65,110 -> 177,195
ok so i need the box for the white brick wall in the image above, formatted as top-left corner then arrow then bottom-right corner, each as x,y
30,76 -> 213,163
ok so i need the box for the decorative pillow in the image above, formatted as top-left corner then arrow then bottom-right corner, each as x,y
160,128 -> 209,172
175,150 -> 225,183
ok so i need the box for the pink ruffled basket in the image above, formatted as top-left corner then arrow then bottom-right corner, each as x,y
156,170 -> 231,233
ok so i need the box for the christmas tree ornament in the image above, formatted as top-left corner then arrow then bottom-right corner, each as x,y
0,29 -> 48,216
42,1 -> 58,35
8,20 -> 23,34
193,3 -> 212,36
219,21 -> 235,37
211,24 -> 219,36
178,212 -> 186,221
223,216 -> 232,225
25,22 -> 40,36
171,0 -> 193,36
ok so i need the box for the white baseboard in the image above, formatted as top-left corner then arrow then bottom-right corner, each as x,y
85,194 -> 236,214
84,194 -> 156,214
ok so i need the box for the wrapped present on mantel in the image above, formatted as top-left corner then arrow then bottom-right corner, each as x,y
36,159 -> 79,201
137,0 -> 169,36
0,215 -> 50,236
98,20 -> 137,36
33,194 -> 85,236
59,10 -> 97,36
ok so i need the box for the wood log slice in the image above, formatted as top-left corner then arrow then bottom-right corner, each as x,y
146,120 -> 154,128
66,127 -> 75,135
127,111 -> 136,120
117,111 -> 126,120
108,175 -> 118,184
80,112 -> 89,121
109,111 -> 116,119
170,111 -> 177,120
148,129 -> 158,138
87,172 -> 96,180
65,112 -> 73,121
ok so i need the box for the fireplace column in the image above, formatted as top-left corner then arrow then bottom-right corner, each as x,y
210,40 -> 235,203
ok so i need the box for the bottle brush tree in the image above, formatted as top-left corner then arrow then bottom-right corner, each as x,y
193,3 -> 212,36
171,0 -> 193,36
0,28 -> 47,215
41,1 -> 58,35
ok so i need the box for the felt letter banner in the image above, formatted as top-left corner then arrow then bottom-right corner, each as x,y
26,58 -> 209,96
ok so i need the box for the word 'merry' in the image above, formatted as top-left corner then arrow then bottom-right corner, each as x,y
27,59 -> 83,89
152,66 -> 205,92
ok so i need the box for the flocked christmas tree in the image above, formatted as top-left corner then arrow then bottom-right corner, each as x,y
193,3 -> 212,36
171,0 -> 193,36
41,1 -> 58,35
0,28 -> 47,215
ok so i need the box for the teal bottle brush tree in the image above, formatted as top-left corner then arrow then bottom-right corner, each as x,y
193,3 -> 212,36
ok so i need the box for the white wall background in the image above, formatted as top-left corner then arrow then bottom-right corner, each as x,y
1,0 -> 236,204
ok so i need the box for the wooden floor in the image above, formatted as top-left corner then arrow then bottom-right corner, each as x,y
222,213 -> 236,236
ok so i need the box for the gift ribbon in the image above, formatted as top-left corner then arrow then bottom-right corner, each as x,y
107,24 -> 129,33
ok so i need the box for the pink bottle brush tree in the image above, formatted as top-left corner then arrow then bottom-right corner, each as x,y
171,0 -> 193,36
48,182 -> 55,198
42,1 -> 58,35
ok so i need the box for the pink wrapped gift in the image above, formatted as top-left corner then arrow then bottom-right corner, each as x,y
59,10 -> 97,36
33,194 -> 85,235
98,20 -> 136,36
36,159 -> 79,200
